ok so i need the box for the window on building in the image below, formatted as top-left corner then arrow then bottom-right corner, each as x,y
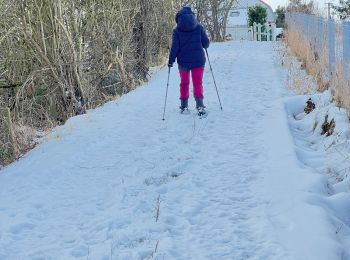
230,11 -> 240,17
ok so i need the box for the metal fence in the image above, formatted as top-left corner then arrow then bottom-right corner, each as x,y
226,24 -> 277,41
285,12 -> 350,83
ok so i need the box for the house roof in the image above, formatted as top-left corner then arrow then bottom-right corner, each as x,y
259,0 -> 273,10
230,0 -> 276,23
235,0 -> 273,12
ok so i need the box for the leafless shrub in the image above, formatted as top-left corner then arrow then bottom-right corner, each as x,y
146,240 -> 160,260
155,194 -> 161,223
321,114 -> 336,136
287,0 -> 315,14
184,0 -> 237,41
0,0 -> 176,165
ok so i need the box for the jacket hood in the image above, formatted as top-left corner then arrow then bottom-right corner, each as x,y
175,6 -> 198,32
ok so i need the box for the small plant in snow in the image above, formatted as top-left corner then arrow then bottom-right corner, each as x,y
321,114 -> 336,136
155,195 -> 161,223
312,120 -> 318,133
145,240 -> 160,260
304,98 -> 316,114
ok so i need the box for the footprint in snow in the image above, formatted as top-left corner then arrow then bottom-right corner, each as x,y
9,222 -> 36,235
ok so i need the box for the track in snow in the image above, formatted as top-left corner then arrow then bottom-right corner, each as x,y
0,42 -> 299,259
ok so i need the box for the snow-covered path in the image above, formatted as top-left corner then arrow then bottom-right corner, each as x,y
0,42 -> 345,259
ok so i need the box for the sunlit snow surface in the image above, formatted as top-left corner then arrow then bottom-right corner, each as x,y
0,41 -> 349,259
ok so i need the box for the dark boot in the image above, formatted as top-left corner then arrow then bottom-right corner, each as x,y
179,98 -> 188,111
195,98 -> 205,109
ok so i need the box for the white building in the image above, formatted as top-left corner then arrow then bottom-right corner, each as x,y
226,0 -> 276,40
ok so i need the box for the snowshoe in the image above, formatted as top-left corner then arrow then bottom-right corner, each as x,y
179,106 -> 190,114
197,107 -> 207,118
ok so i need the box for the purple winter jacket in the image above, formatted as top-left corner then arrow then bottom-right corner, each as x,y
168,7 -> 210,70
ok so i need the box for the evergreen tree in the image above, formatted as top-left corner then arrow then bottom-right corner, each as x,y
248,5 -> 267,26
275,6 -> 285,28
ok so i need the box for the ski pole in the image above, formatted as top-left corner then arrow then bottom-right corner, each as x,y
162,67 -> 171,120
205,49 -> 223,111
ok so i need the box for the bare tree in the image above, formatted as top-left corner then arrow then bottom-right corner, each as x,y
186,0 -> 237,41
287,0 -> 315,14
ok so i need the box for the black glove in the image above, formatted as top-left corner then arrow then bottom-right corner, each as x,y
168,63 -> 173,68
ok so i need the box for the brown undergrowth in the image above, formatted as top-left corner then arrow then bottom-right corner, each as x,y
0,0 -> 177,166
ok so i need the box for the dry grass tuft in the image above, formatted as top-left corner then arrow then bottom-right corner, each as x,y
321,114 -> 336,136
285,27 -> 329,93
331,63 -> 350,117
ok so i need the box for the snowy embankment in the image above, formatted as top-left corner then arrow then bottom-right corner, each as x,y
280,50 -> 350,258
284,91 -> 350,258
0,41 -> 349,259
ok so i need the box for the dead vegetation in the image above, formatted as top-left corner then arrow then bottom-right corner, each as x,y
0,0 -> 239,166
304,98 -> 316,114
0,0 -> 177,165
285,23 -> 329,93
286,14 -> 350,121
331,63 -> 350,117
321,114 -> 336,136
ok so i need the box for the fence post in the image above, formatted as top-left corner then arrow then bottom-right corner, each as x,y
328,19 -> 335,79
303,14 -> 308,38
308,15 -> 315,53
317,17 -> 324,50
253,22 -> 256,41
342,21 -> 350,81
272,23 -> 276,41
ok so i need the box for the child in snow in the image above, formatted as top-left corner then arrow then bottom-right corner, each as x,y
168,6 -> 210,114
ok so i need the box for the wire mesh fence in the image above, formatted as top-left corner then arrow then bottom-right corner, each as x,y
285,12 -> 350,91
286,13 -> 350,84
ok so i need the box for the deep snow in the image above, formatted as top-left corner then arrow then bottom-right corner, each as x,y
0,41 -> 349,259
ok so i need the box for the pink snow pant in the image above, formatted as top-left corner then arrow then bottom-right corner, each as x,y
179,67 -> 204,99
